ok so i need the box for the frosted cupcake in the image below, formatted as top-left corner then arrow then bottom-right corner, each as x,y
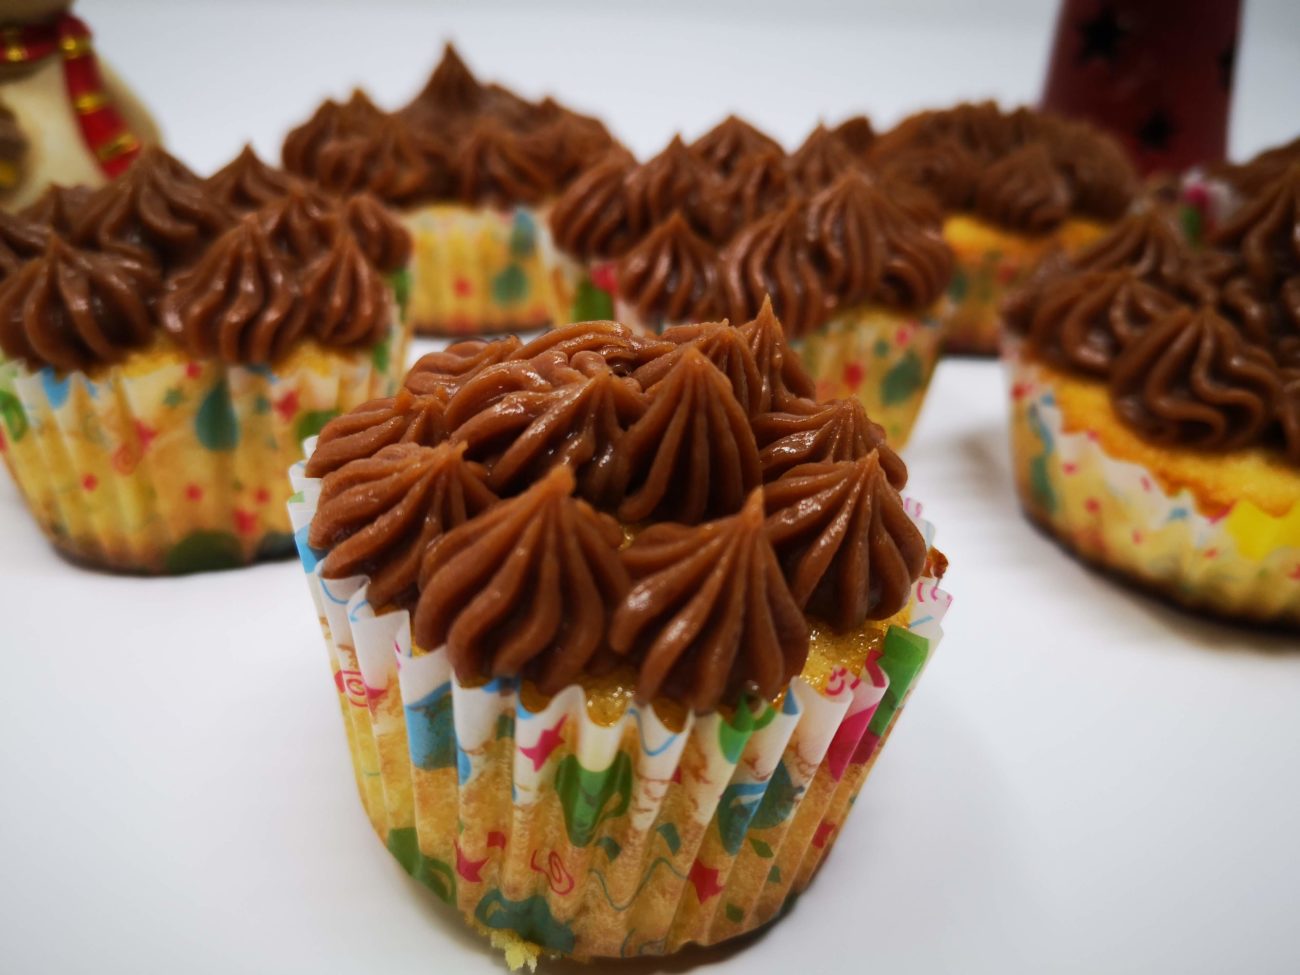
1002,179 -> 1299,627
549,122 -> 954,445
288,315 -> 950,965
282,43 -> 620,337
872,102 -> 1137,354
0,145 -> 411,573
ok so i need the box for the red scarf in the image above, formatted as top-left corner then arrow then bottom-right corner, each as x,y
2,13 -> 142,178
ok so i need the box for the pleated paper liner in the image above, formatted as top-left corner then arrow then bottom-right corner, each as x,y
550,257 -> 943,448
942,215 -> 1107,355
1006,350 -> 1300,628
0,322 -> 406,574
402,203 -> 562,337
288,442 -> 951,967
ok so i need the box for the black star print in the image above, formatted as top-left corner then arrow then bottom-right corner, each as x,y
1076,5 -> 1126,64
1218,42 -> 1236,91
1136,109 -> 1175,152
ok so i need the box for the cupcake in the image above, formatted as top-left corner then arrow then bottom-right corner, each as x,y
288,314 -> 950,965
548,120 -> 954,445
872,102 -> 1138,354
1176,135 -> 1300,247
0,145 -> 412,573
1002,175 -> 1300,628
281,43 -> 620,337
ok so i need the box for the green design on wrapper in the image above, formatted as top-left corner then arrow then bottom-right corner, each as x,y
195,380 -> 239,451
0,389 -> 28,442
870,627 -> 931,737
387,827 -> 456,904
881,349 -> 926,406
571,278 -> 615,322
556,751 -> 633,847
474,891 -> 576,953
164,530 -> 245,574
490,264 -> 528,306
294,409 -> 339,446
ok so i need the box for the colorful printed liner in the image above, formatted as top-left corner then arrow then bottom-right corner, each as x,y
942,214 -> 1107,356
288,445 -> 950,967
0,320 -> 407,574
402,203 -> 562,337
553,259 -> 942,448
1007,352 -> 1300,627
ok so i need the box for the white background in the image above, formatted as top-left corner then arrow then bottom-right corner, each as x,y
2,2 -> 1298,973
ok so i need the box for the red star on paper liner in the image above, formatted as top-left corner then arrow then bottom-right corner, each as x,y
273,390 -> 300,423
590,262 -> 618,295
519,715 -> 566,772
812,820 -> 837,849
487,831 -> 508,850
133,419 -> 157,452
233,508 -> 258,535
455,841 -> 487,883
689,859 -> 724,903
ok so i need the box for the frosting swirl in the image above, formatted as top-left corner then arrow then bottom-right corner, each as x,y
253,184 -> 340,263
547,149 -> 638,261
0,237 -> 158,372
609,346 -> 762,524
609,490 -> 809,711
71,146 -> 233,270
752,396 -> 906,487
453,118 -> 553,207
19,184 -> 92,235
311,441 -> 497,609
158,215 -> 308,364
314,114 -> 444,205
512,320 -> 653,375
0,210 -> 49,279
737,297 -> 818,406
406,335 -> 523,396
408,43 -> 484,118
764,455 -> 927,627
305,388 -> 449,478
973,142 -> 1070,234
787,125 -> 861,191
625,137 -> 727,242
282,90 -> 387,180
413,464 -> 630,693
615,212 -> 721,326
719,200 -> 830,338
633,321 -> 766,414
206,145 -> 298,212
342,194 -> 413,274
689,116 -> 782,176
1211,163 -> 1300,290
1070,209 -> 1213,302
300,228 -> 393,348
719,149 -> 792,231
831,116 -> 875,157
1110,306 -> 1282,451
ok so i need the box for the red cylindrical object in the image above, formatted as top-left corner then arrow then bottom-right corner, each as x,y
1041,0 -> 1241,174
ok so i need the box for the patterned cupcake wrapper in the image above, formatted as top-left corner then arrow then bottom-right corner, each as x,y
552,258 -> 942,448
0,319 -> 407,574
402,203 -> 563,337
942,215 -> 1107,356
1006,351 -> 1300,627
288,447 -> 950,966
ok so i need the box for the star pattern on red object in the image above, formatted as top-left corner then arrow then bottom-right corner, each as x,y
518,715 -> 566,772
273,390 -> 300,423
454,841 -> 487,883
688,859 -> 724,903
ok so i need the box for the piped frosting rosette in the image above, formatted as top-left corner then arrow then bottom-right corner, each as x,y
0,147 -> 412,572
548,123 -> 954,446
287,317 -> 950,966
1002,191 -> 1300,628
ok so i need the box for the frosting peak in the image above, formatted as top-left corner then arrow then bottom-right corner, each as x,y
615,211 -> 721,327
689,115 -> 782,175
206,145 -> 298,212
719,200 -> 830,338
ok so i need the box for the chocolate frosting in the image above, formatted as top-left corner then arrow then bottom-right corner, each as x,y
72,146 -> 233,270
1110,306 -> 1281,451
312,441 -> 497,609
1070,209 -> 1214,302
625,137 -> 727,242
408,43 -> 484,118
547,149 -> 638,260
1222,137 -> 1300,198
874,140 -> 977,211
1019,269 -> 1182,376
343,194 -> 413,274
752,396 -> 907,487
610,346 -> 762,524
452,355 -> 647,504
1211,164 -> 1300,290
615,211 -> 722,326
414,464 -> 630,693
719,200 -> 830,338
300,229 -> 393,348
158,215 -> 308,364
520,107 -> 618,187
206,145 -> 299,212
787,125 -> 861,192
19,184 -> 92,235
0,237 -> 158,372
609,490 -> 809,711
689,116 -> 782,176
282,90 -> 386,181
454,118 -> 553,207
1280,368 -> 1300,464
719,149 -> 792,232
314,114 -> 443,205
737,297 -> 818,406
831,116 -> 876,157
511,320 -> 654,374
0,210 -> 49,279
305,388 -> 449,478
254,184 -> 339,263
764,455 -> 927,628
973,143 -> 1070,234
633,321 -> 767,414
406,335 -> 523,397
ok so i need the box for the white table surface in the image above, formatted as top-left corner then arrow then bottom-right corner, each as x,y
2,2 -> 1298,973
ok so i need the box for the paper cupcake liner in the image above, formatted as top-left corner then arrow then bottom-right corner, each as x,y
288,446 -> 950,966
401,203 -> 562,337
0,321 -> 407,574
552,258 -> 941,447
1006,350 -> 1300,627
942,215 -> 1107,355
